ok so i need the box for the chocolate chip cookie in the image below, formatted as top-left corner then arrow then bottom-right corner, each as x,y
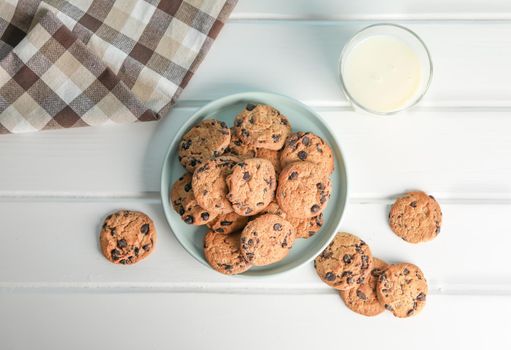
234,104 -> 291,150
376,263 -> 428,318
389,191 -> 443,243
256,148 -> 282,174
171,173 -> 216,225
287,213 -> 323,239
240,214 -> 296,266
192,156 -> 239,215
227,158 -> 277,216
207,212 -> 249,235
178,119 -> 231,173
277,161 -> 331,218
314,232 -> 373,290
204,231 -> 252,275
280,132 -> 334,174
100,210 -> 156,265
224,128 -> 257,159
339,258 -> 389,317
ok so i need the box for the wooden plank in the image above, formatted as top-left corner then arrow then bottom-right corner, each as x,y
2,292 -> 510,349
182,21 -> 511,107
233,0 -> 511,20
0,200 -> 509,291
1,109 -> 510,198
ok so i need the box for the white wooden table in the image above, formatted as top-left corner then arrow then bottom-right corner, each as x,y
2,1 -> 511,348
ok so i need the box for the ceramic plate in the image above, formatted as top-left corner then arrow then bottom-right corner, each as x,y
161,92 -> 349,277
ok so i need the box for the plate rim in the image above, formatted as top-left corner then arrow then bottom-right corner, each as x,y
160,91 -> 350,278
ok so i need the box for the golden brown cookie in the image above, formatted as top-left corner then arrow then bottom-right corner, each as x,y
204,231 -> 252,275
234,104 -> 291,150
240,214 -> 296,266
178,119 -> 231,173
192,156 -> 239,216
389,191 -> 442,243
170,173 -> 216,225
280,132 -> 334,174
314,232 -> 373,290
100,210 -> 156,265
277,162 -> 331,218
207,212 -> 249,235
376,263 -> 428,318
227,158 -> 277,216
256,148 -> 282,174
224,128 -> 257,159
339,258 -> 389,317
287,213 -> 323,239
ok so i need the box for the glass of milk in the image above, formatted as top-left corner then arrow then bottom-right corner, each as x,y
339,24 -> 432,115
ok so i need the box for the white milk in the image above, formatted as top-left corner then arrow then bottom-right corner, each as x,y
342,35 -> 422,113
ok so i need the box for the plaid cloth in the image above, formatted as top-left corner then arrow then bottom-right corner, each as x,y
0,0 -> 237,133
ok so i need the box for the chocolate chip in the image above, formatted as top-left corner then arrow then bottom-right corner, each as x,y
184,183 -> 192,192
117,239 -> 127,248
371,269 -> 384,277
243,172 -> 251,181
316,183 -> 325,191
416,292 -> 426,301
201,212 -> 210,221
343,254 -> 352,264
190,159 -> 197,167
311,204 -> 320,213
257,202 -> 264,206
119,259 -> 127,264
272,134 -> 280,142
347,277 -> 355,284
220,121 -> 227,129
325,272 -> 335,281
178,207 -> 185,216
407,309 -> 414,316
385,304 -> 394,311
357,276 -> 365,284
246,104 -> 256,111
213,151 -> 221,157
302,136 -> 310,146
273,223 -> 282,231
241,129 -> 249,137
288,171 -> 298,180
297,151 -> 308,160
134,247 -> 139,256
436,226 -> 441,234
110,228 -> 116,236
215,228 -> 225,233
403,268 -> 410,275
181,139 -> 192,150
361,255 -> 369,270
142,244 -> 151,251
249,117 -> 255,124
220,221 -> 232,227
111,249 -> 120,260
235,119 -> 242,127
184,215 -> 194,224
356,290 -> 367,300
140,224 -> 150,234
410,201 -> 417,208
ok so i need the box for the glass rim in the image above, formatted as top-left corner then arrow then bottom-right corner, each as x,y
338,23 -> 434,116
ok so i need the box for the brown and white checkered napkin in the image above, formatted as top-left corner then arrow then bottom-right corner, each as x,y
0,0 -> 237,133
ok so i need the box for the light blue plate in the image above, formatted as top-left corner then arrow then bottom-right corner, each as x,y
160,92 -> 349,277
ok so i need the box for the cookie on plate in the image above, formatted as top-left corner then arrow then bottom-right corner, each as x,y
192,156 -> 239,216
224,128 -> 257,159
227,158 -> 277,216
389,191 -> 442,243
256,148 -> 282,174
339,258 -> 389,317
207,212 -> 249,235
100,210 -> 156,265
178,119 -> 231,173
376,263 -> 428,318
314,232 -> 373,290
240,214 -> 296,266
287,213 -> 323,239
204,231 -> 252,275
280,132 -> 334,174
171,173 -> 216,225
277,161 -> 331,218
234,104 -> 291,150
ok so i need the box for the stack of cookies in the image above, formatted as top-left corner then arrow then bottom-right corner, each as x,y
170,104 -> 335,275
315,232 -> 428,318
